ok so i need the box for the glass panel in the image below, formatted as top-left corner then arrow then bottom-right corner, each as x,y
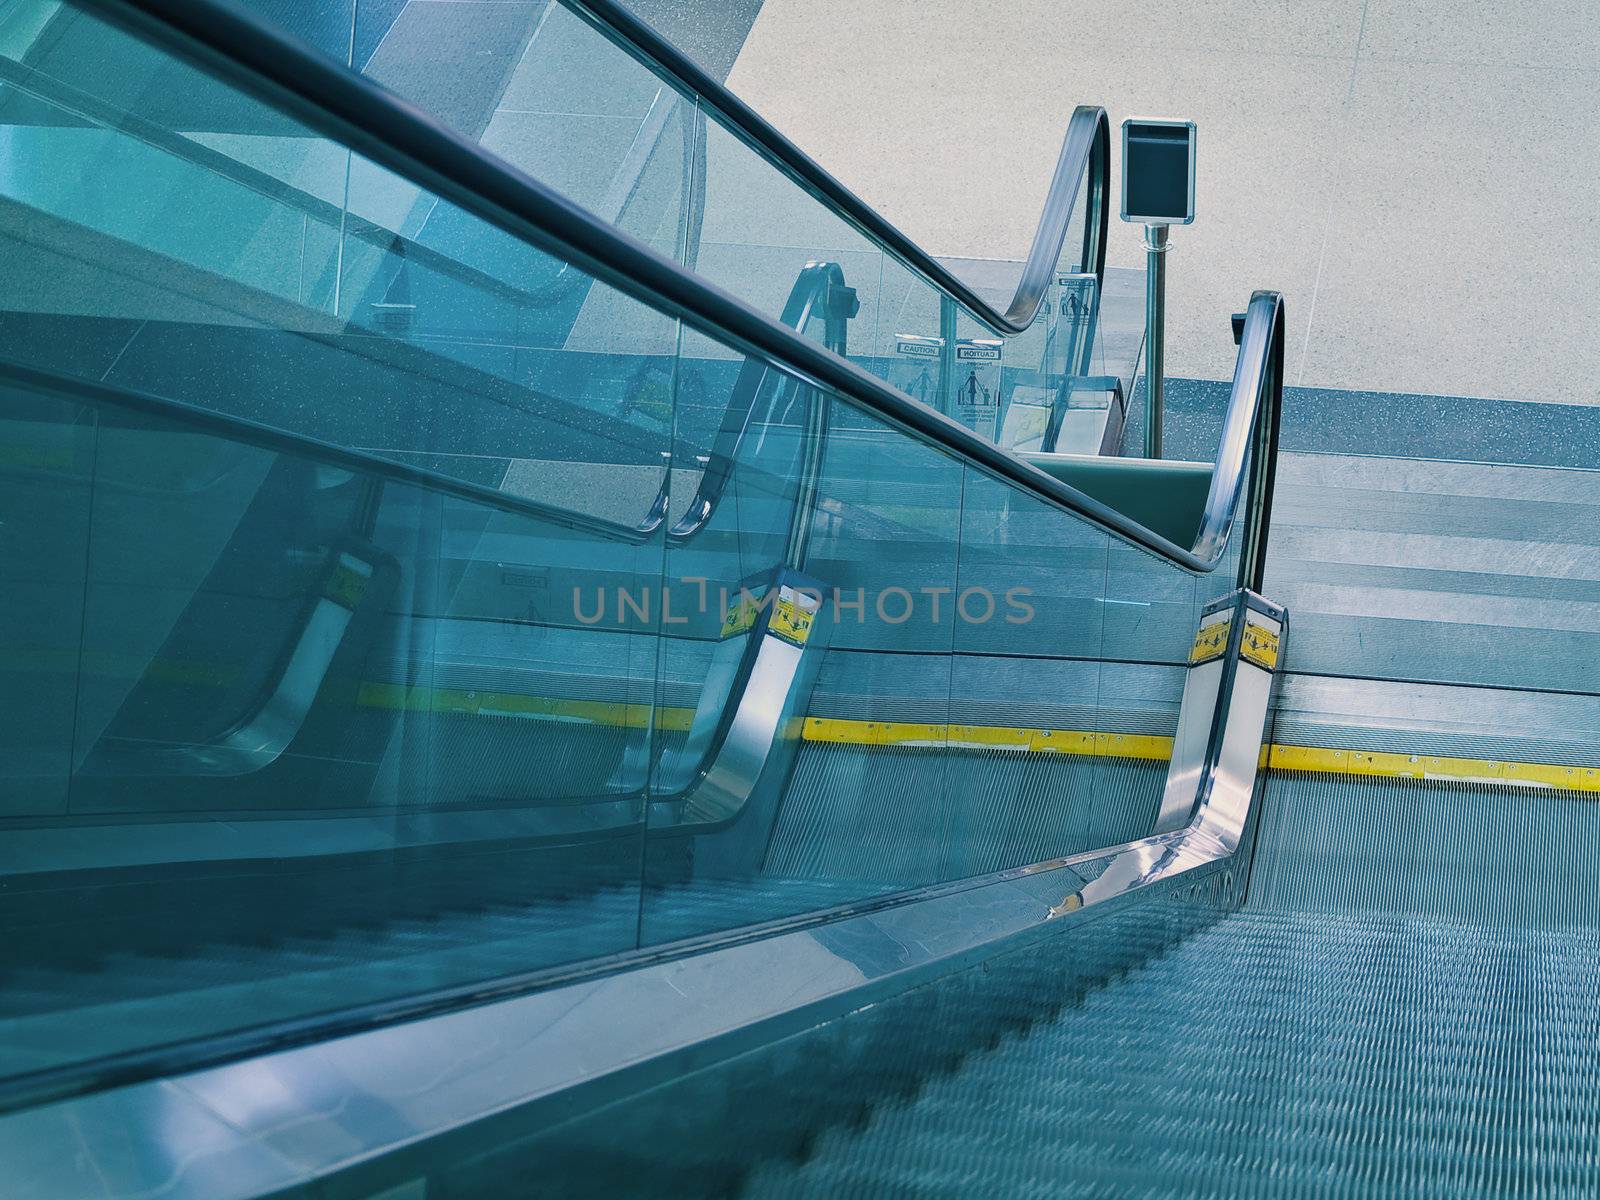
873,255 -> 947,406
342,0 -> 701,267
0,0 -> 1222,1091
639,388 -> 966,946
689,117 -> 886,354
951,477 -> 1111,873
249,0 -> 1111,455
0,390 -> 92,830
634,367 -> 1211,947
0,30 -> 346,312
0,380 -> 672,1080
236,0 -> 358,65
0,4 -> 680,1080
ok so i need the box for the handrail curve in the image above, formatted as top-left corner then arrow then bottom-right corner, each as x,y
1202,289 -> 1285,591
564,0 -> 1110,335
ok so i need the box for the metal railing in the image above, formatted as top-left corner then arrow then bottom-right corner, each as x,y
564,0 -> 1110,336
1202,290 -> 1285,592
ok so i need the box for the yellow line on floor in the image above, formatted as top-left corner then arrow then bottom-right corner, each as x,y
354,683 -> 696,731
40,670 -> 1586,794
800,719 -> 1600,792
1265,744 -> 1600,792
800,720 -> 1600,792
800,718 -> 1172,761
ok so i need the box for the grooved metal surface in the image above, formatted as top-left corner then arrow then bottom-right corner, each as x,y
1248,772 -> 1600,930
746,909 -> 1600,1198
741,718 -> 1600,1197
767,745 -> 1162,885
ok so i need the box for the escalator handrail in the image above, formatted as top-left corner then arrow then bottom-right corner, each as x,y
82,0 -> 1271,576
0,45 -> 691,316
596,259 -> 853,539
563,0 -> 1110,336
1209,289 -> 1284,592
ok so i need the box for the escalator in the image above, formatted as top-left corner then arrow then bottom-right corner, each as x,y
4,1 -> 1598,1198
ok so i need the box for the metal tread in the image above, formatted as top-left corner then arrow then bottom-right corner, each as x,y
745,909 -> 1600,1198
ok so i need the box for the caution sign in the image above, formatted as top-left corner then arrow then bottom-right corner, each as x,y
895,334 -> 941,359
769,586 -> 818,646
322,553 -> 372,610
720,592 -> 762,639
891,334 -> 943,407
954,339 -> 1002,442
956,340 -> 1002,363
1189,615 -> 1229,665
1241,619 -> 1280,671
719,584 -> 820,647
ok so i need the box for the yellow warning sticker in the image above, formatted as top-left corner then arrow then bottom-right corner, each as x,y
1241,620 -> 1280,671
769,589 -> 816,646
323,557 -> 371,610
720,594 -> 762,639
719,586 -> 818,645
1189,617 -> 1230,665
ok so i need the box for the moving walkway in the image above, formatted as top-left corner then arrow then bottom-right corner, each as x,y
2,1 -> 1597,1197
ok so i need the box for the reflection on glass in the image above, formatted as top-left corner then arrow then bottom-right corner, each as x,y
261,0 -> 1113,454
0,1 -> 677,1081
0,0 -> 1221,1095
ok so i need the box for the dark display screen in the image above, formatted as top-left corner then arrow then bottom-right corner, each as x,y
1124,123 -> 1194,223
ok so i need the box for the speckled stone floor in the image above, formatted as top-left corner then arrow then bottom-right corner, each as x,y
728,0 -> 1600,405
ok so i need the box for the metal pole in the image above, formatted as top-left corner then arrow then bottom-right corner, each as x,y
938,294 -> 958,415
1143,222 -> 1169,459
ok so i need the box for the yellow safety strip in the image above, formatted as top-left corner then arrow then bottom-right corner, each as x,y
353,683 -> 696,731
799,720 -> 1600,792
14,654 -> 1600,793
800,718 -> 1173,761
1264,744 -> 1600,792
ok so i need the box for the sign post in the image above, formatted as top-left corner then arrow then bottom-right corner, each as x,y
1121,119 -> 1196,459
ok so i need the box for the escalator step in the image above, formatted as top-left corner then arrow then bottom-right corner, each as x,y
744,909 -> 1600,1198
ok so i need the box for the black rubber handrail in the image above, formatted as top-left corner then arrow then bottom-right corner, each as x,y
79,0 -> 1264,575
564,0 -> 1110,336
0,41 -> 679,316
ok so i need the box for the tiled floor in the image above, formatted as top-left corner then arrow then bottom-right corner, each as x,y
727,0 -> 1600,402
